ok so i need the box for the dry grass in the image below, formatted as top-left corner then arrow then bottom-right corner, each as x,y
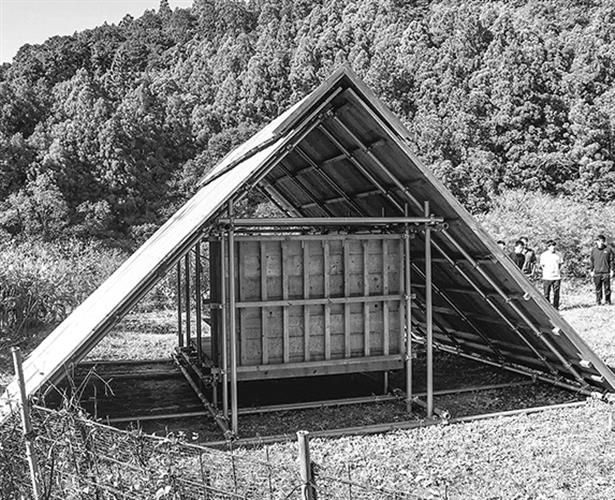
86,310 -> 180,361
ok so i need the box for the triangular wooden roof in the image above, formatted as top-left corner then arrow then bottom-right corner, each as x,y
2,66 -> 613,421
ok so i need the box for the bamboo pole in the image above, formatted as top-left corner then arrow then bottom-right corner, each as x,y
11,347 -> 41,500
228,202 -> 239,435
425,201 -> 434,418
177,262 -> 183,348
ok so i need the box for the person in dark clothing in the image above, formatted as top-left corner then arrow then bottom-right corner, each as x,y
509,240 -> 526,269
590,234 -> 615,305
520,236 -> 537,278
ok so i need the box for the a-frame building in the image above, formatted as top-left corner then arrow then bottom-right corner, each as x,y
2,66 -> 614,434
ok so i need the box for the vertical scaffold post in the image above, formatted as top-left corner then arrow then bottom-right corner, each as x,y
177,262 -> 183,348
228,201 -> 239,435
195,241 -> 203,363
11,347 -> 41,500
185,252 -> 192,348
404,205 -> 412,413
297,430 -> 316,500
424,201 -> 434,418
220,236 -> 229,419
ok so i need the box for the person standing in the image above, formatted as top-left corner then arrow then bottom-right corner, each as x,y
540,240 -> 563,309
520,236 -> 537,278
509,240 -> 526,269
590,234 -> 614,305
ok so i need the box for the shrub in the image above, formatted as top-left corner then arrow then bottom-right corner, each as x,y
477,190 -> 615,277
0,239 -> 126,338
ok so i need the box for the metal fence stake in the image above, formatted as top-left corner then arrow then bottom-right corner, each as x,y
11,347 -> 42,500
297,430 -> 316,500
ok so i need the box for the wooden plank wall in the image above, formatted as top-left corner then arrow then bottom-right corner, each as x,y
232,235 -> 403,367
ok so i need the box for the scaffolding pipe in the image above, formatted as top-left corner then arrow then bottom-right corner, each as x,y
404,209 -> 412,413
220,237 -> 229,420
227,202 -> 239,435
218,216 -> 443,227
184,252 -> 191,347
177,262 -> 183,348
425,201 -> 434,418
195,241 -> 203,363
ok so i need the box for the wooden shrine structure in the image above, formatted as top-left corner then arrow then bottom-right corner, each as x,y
2,66 -> 615,438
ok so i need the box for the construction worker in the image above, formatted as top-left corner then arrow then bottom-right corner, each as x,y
590,234 -> 614,305
540,240 -> 563,310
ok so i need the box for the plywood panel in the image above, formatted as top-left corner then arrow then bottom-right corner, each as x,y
215,234 -> 404,375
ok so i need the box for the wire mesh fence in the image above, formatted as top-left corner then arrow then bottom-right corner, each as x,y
1,404 -> 420,500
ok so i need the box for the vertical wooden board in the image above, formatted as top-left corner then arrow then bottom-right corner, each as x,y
343,239 -> 351,358
382,239 -> 390,356
309,335 -> 325,361
209,240 -> 220,363
387,239 -> 402,294
349,304 -> 365,333
330,275 -> 345,296
286,240 -> 304,297
265,241 -> 283,300
281,241 -> 290,363
302,241 -> 310,361
307,310 -> 325,359
307,241 -> 325,297
387,302 -> 402,355
323,240 -> 331,360
237,242 -> 246,365
260,241 -> 268,365
329,334 -> 346,359
265,307 -> 284,364
328,240 -> 344,296
369,303 -> 385,355
367,238 -> 384,294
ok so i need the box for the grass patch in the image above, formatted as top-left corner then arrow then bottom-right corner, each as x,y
249,400 -> 615,498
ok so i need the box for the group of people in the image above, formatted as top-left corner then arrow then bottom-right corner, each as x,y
496,235 -> 614,310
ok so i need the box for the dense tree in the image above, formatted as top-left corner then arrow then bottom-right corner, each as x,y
2,0 -> 615,242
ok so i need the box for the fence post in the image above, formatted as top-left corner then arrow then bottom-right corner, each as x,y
297,430 -> 316,500
11,347 -> 42,500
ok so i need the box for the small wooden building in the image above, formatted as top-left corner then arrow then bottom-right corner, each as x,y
3,67 -> 615,437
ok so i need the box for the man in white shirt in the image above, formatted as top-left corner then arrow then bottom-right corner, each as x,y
539,240 -> 563,309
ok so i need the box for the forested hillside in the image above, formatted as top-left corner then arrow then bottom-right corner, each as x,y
2,0 -> 615,245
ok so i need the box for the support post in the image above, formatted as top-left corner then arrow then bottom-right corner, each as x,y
228,202 -> 239,435
177,262 -> 183,348
220,237 -> 229,420
424,201 -> 434,418
404,210 -> 413,414
11,347 -> 41,500
297,430 -> 316,500
195,242 -> 202,363
184,253 -> 191,348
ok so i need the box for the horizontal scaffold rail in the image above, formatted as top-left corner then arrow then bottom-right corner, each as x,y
217,216 -> 444,227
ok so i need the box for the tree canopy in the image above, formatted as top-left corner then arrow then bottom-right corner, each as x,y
2,0 -> 615,244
